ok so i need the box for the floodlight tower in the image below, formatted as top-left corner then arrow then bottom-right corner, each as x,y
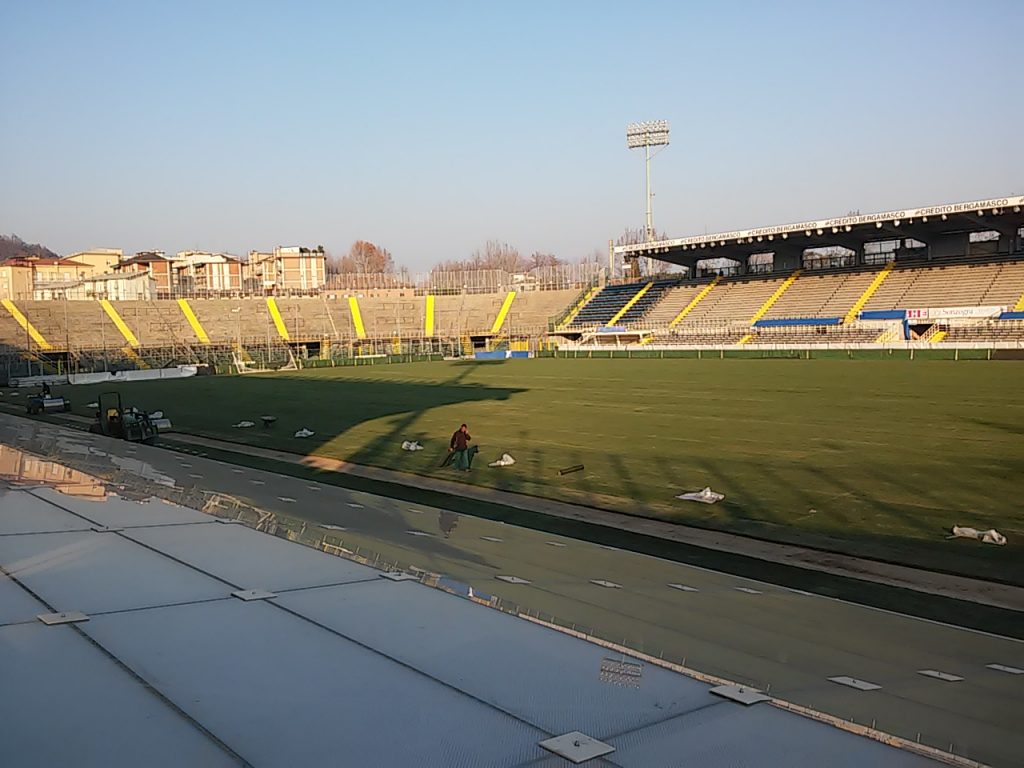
626,120 -> 670,276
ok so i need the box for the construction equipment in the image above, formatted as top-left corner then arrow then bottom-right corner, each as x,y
88,392 -> 164,444
26,395 -> 71,415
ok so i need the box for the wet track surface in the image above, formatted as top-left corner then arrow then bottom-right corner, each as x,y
2,411 -> 1022,767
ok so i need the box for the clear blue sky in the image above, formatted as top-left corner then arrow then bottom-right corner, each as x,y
2,0 -> 1021,270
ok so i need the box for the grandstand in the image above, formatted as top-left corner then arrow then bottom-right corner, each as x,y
557,195 -> 1024,348
566,256 -> 1024,348
1,194 -> 1023,379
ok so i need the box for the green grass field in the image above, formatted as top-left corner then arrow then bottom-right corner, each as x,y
56,358 -> 1024,583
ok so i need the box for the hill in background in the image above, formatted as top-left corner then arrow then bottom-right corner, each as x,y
0,234 -> 59,262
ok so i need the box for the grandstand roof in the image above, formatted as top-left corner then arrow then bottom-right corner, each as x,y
0,256 -> 88,267
0,431 -> 946,768
616,195 -> 1024,266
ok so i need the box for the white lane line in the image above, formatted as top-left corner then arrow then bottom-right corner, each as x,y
307,486 -> 321,492
406,530 -> 432,537
320,524 -> 347,531
278,497 -> 296,503
495,576 -> 531,585
250,480 -> 265,485
828,676 -> 881,691
986,664 -> 1024,675
668,583 -> 699,592
179,463 -> 192,468
347,503 -> 364,508
232,469 -> 245,474
409,508 -> 423,514
480,536 -> 503,543
590,580 -> 622,589
546,541 -> 567,548
188,474 -> 203,479
918,670 -> 963,682
734,587 -> 762,595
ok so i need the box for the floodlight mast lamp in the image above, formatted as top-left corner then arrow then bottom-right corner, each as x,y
626,120 -> 670,245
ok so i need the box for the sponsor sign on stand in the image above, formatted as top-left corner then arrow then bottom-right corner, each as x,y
906,306 -> 1004,321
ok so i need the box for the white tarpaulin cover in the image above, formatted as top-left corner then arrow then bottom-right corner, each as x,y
950,526 -> 1006,545
488,453 -> 516,467
676,487 -> 724,504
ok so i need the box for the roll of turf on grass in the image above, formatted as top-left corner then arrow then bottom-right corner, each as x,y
558,464 -> 584,475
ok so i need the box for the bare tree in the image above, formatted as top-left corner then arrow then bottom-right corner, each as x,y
615,227 -> 667,246
472,240 -> 528,272
616,227 -> 676,277
529,251 -> 560,269
340,240 -> 395,274
324,248 -> 344,274
432,240 -> 529,272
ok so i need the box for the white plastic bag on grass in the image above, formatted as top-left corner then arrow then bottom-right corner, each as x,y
951,525 -> 1006,545
676,487 -> 724,504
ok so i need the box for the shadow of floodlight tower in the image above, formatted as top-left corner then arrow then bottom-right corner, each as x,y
626,120 -> 670,279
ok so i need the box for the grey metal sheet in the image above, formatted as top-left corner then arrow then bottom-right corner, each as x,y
607,699 -> 940,767
0,530 -> 230,614
80,599 -> 550,768
0,572 -> 47,625
0,489 -> 90,535
30,486 -> 214,527
123,522 -> 379,591
0,622 -> 237,768
274,580 -> 713,737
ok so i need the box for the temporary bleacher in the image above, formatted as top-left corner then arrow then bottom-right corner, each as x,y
357,295 -> 426,338
433,293 -> 506,336
6,255 -> 1024,361
503,289 -> 578,333
279,298 -> 355,342
110,301 -> 196,348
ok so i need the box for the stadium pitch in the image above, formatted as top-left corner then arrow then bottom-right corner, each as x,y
60,357 -> 1023,584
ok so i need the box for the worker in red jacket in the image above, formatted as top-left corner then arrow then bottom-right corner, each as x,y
448,423 -> 474,471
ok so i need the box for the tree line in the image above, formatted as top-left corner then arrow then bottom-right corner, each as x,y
325,239 -> 578,276
326,228 -> 668,276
